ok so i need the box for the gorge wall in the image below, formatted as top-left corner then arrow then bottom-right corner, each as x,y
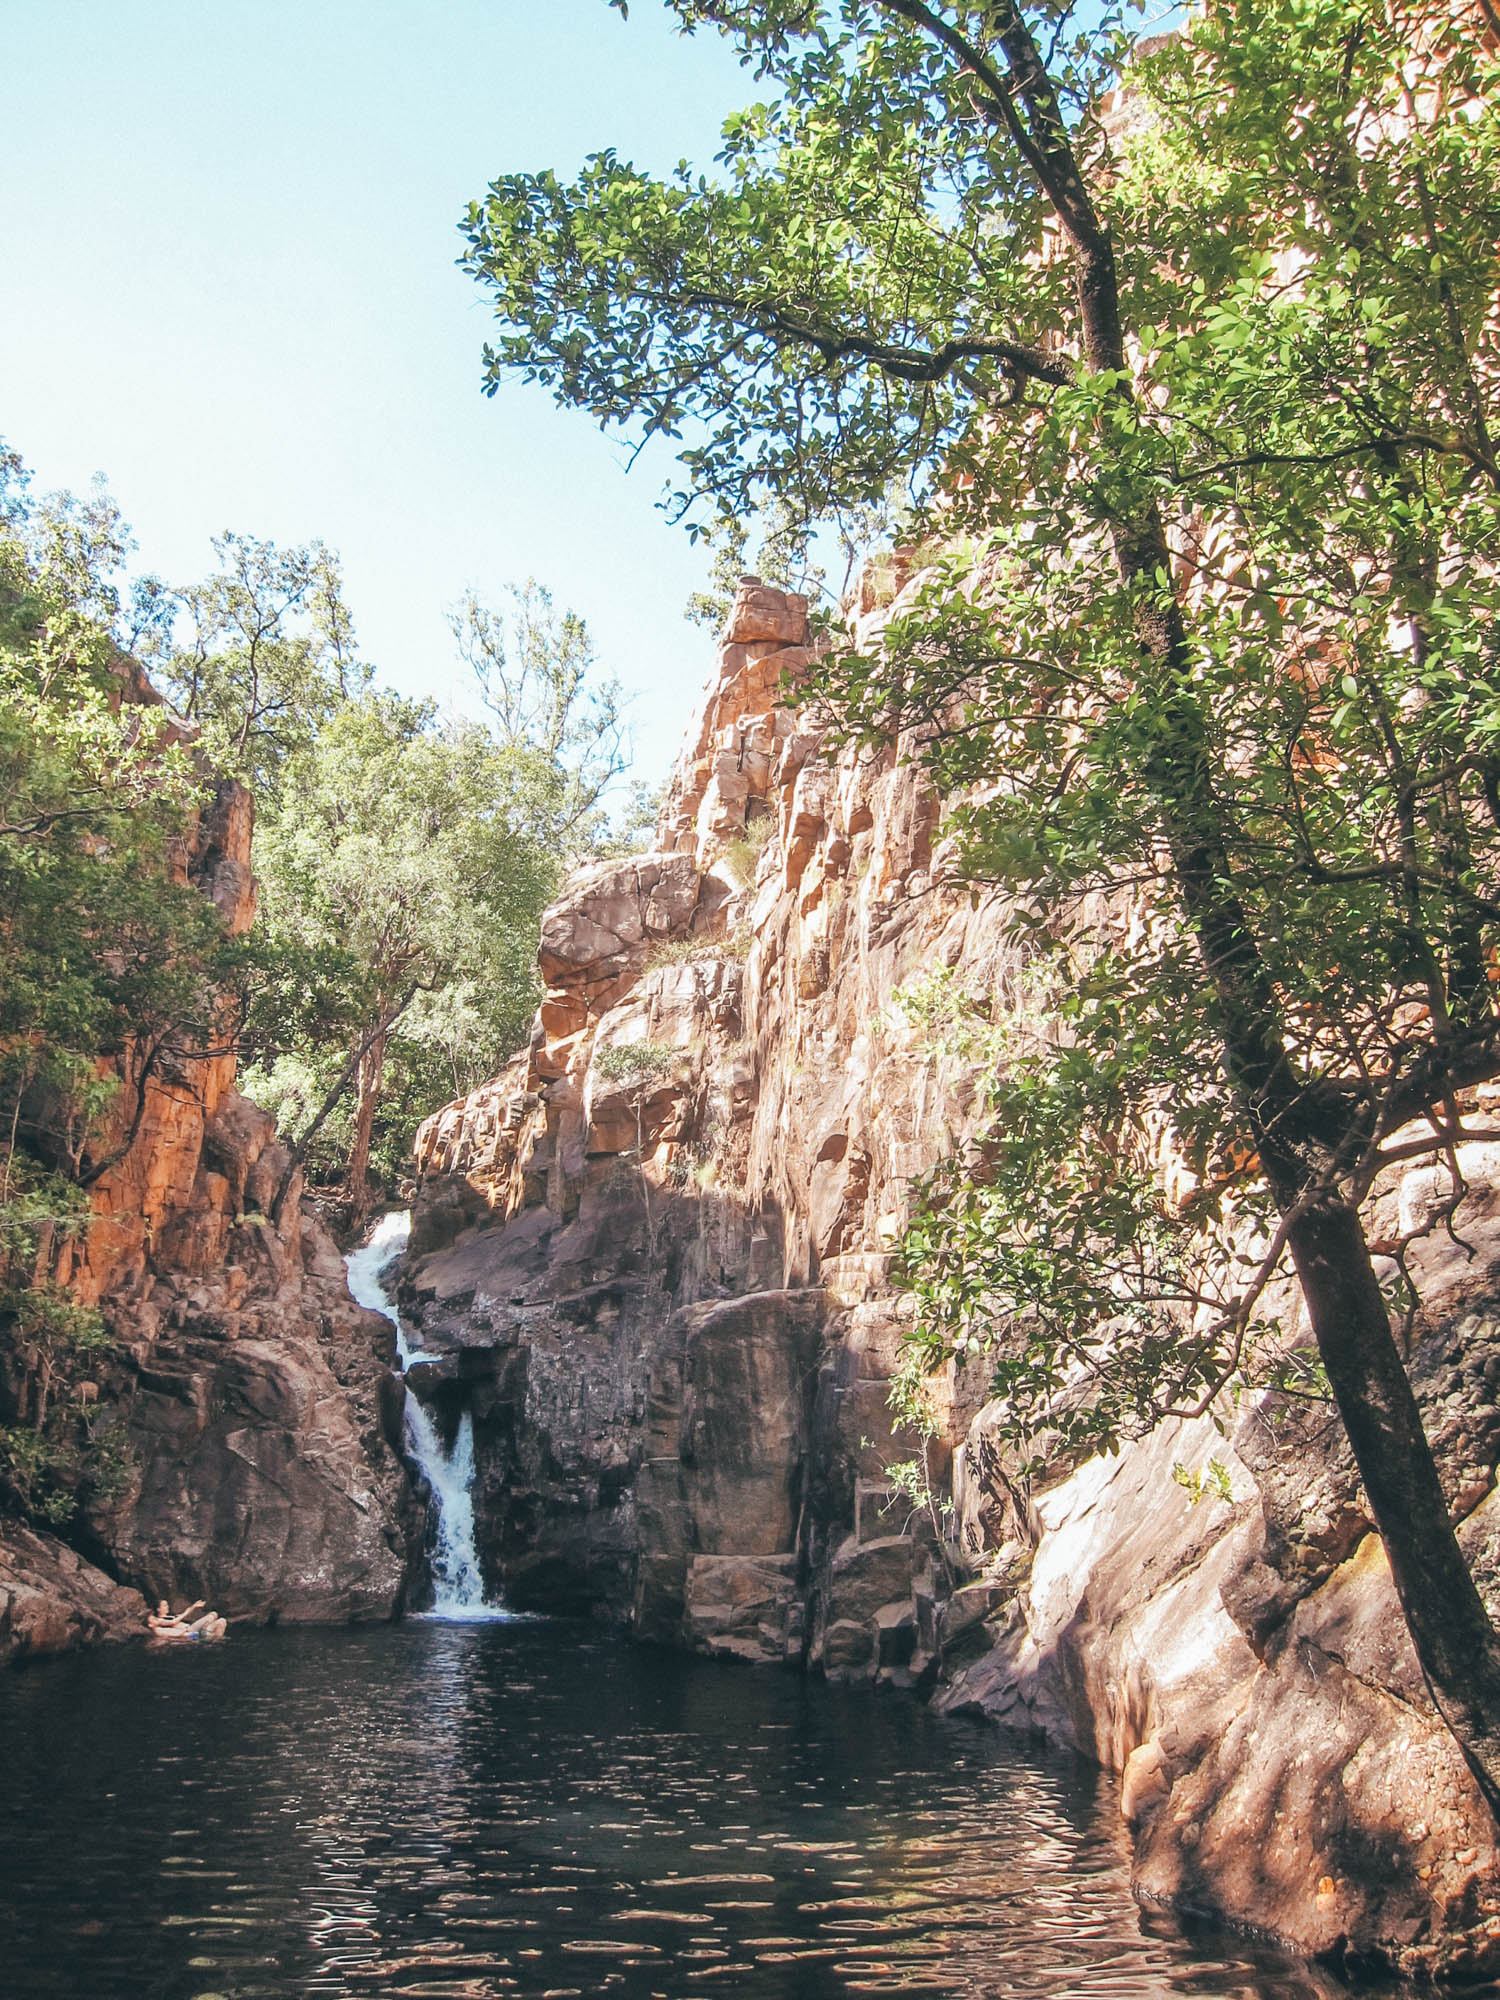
0,664 -> 413,1663
405,579 -> 1500,1979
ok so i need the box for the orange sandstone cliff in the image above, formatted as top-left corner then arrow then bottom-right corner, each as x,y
0,673 -> 413,1662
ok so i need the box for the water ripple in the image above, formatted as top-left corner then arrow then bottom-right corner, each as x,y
0,1623 -> 1366,1999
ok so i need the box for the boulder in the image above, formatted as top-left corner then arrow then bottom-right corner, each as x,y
821,1618 -> 875,1672
99,1319 -> 408,1625
685,1554 -> 799,1663
0,1521 -> 147,1665
824,1533 -> 918,1627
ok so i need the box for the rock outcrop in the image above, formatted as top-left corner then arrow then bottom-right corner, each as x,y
90,1107 -> 411,1627
0,1521 -> 147,1666
407,579 -> 1500,1977
2,673 -> 413,1652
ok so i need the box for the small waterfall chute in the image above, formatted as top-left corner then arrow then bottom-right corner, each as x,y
346,1209 -> 514,1622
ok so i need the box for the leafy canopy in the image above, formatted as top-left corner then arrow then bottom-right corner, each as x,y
0,445 -> 233,1190
147,533 -> 371,800
449,580 -> 627,852
462,0 -> 1117,535
241,690 -> 557,1190
0,447 -> 224,1525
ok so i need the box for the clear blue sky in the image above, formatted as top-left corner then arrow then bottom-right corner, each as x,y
2,1 -> 760,786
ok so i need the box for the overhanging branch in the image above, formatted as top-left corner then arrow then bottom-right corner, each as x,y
676,284 -> 1073,389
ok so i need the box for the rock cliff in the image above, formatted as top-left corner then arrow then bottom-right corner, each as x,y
0,667 -> 413,1658
406,579 -> 1500,1978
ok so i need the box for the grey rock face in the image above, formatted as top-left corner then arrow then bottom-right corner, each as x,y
98,1306 -> 408,1625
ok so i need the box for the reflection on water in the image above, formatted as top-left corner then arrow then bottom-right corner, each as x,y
0,1622 -> 1361,1999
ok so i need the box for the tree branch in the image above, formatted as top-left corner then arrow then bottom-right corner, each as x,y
676,284 -> 1073,388
270,985 -> 425,1221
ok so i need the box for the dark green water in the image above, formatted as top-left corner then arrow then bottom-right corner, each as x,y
0,1620 -> 1355,1999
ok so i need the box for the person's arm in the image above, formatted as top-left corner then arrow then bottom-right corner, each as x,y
179,1600 -> 206,1620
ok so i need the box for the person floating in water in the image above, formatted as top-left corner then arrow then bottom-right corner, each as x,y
146,1598 -> 227,1643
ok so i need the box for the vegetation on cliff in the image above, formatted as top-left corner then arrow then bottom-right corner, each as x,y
463,0 -> 1500,1805
0,451 -> 227,1524
0,439 -> 630,1522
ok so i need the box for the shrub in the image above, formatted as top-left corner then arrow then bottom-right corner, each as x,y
645,935 -> 720,969
723,810 -> 777,887
592,1040 -> 678,1089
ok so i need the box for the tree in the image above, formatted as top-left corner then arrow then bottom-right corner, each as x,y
0,447 -> 233,1187
449,579 -> 627,853
460,0 -> 1500,1806
239,574 -> 629,1210
148,532 -> 370,797
0,447 -> 229,1526
683,498 -> 830,629
245,692 -> 555,1221
140,527 -> 618,1211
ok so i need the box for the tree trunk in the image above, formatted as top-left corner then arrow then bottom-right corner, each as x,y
896,0 -> 1500,1809
346,1027 -> 388,1227
1043,72 -> 1500,1814
1105,492 -> 1500,1812
271,987 -> 421,1225
1286,1196 -> 1500,1815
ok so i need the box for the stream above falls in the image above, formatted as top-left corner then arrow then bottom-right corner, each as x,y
0,1620 -> 1362,2000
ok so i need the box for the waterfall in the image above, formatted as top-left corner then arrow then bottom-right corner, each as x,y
345,1209 -> 510,1621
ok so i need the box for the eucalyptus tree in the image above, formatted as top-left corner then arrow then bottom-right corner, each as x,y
460,0 -> 1500,1804
148,532 -> 369,799
247,692 -> 555,1222
450,580 -> 627,853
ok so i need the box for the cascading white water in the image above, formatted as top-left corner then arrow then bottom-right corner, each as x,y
345,1209 -> 509,1621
